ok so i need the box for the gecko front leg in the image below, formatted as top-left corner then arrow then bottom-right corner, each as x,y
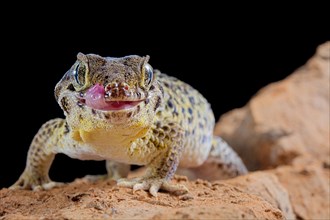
10,119 -> 65,190
117,121 -> 188,197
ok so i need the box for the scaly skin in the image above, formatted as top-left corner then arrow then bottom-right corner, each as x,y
11,53 -> 247,196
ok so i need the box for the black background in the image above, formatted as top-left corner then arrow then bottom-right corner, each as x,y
1,5 -> 329,188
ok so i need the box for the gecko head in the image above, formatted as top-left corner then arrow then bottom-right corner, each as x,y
55,53 -> 163,133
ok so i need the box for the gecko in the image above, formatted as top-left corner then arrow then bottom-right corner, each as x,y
10,53 -> 247,196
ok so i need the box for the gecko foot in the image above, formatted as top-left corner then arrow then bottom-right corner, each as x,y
117,177 -> 188,197
81,172 -> 125,183
81,174 -> 108,183
9,171 -> 64,191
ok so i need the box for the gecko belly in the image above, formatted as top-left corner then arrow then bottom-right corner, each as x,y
62,142 -> 148,165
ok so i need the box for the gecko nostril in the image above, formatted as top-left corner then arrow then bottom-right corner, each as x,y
105,82 -> 119,91
119,82 -> 129,90
105,82 -> 130,98
105,85 -> 112,91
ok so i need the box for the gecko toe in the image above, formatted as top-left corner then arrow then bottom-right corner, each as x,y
161,182 -> 189,196
117,177 -> 142,188
149,183 -> 162,197
41,181 -> 64,190
133,183 -> 148,192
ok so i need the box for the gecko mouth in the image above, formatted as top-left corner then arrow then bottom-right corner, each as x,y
78,98 -> 143,111
77,83 -> 144,112
94,100 -> 142,111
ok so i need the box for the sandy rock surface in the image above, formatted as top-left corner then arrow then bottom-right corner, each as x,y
0,177 -> 285,220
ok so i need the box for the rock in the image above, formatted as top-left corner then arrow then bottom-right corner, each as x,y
213,41 -> 330,219
271,162 -> 330,220
0,176 -> 285,220
215,41 -> 330,170
2,164 -> 328,219
223,172 -> 295,220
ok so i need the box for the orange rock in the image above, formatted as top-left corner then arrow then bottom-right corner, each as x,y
271,162 -> 330,219
223,172 -> 295,219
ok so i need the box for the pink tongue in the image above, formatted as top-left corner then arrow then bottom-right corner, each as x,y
84,84 -> 139,111
85,84 -> 109,110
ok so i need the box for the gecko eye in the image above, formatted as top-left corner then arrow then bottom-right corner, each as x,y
73,62 -> 88,87
144,63 -> 154,85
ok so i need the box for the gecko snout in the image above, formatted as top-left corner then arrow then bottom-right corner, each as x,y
105,82 -> 131,98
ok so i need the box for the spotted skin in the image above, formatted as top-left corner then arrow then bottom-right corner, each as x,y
10,53 -> 247,196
